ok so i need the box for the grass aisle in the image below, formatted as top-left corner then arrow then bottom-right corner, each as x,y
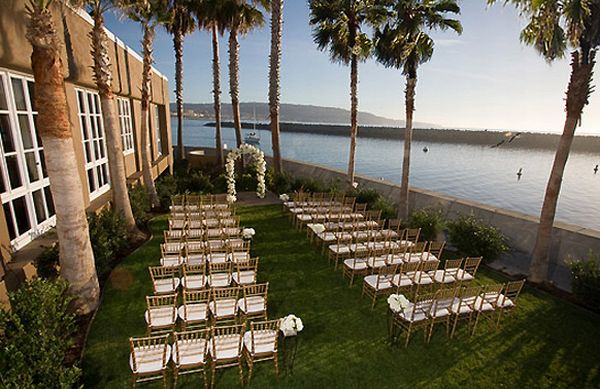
82,205 -> 600,388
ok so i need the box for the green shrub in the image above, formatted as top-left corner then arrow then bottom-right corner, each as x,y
128,185 -> 150,225
0,279 -> 80,388
36,244 -> 60,279
291,176 -> 330,193
568,253 -> 600,310
408,208 -> 446,241
372,197 -> 397,220
177,169 -> 214,194
346,188 -> 380,207
156,174 -> 179,210
266,170 -> 293,194
447,214 -> 508,261
212,174 -> 228,194
236,173 -> 257,192
88,207 -> 129,280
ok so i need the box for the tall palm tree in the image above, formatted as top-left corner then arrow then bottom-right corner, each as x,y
269,0 -> 283,174
164,0 -> 196,162
226,0 -> 269,150
25,0 -> 99,314
194,0 -> 228,167
309,0 -> 387,183
489,0 -> 600,283
374,0 -> 462,220
120,0 -> 166,208
85,0 -> 141,237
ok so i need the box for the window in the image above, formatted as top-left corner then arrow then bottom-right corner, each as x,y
117,98 -> 134,154
76,88 -> 110,199
0,70 -> 55,250
153,104 -> 162,156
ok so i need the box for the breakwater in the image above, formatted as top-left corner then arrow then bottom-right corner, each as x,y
206,121 -> 600,153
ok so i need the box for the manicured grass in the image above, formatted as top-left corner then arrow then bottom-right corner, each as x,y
82,205 -> 600,388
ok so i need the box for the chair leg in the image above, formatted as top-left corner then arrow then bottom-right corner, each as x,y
132,374 -> 137,389
173,368 -> 178,389
247,358 -> 253,385
238,362 -> 244,387
203,367 -> 208,389
274,352 -> 279,378
210,364 -> 216,389
450,315 -> 459,339
163,371 -> 167,389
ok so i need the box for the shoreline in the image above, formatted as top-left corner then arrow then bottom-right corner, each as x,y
200,120 -> 600,153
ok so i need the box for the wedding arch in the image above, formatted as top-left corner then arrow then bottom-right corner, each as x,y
225,143 -> 267,203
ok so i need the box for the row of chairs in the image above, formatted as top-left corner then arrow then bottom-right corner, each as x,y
170,193 -> 231,211
150,259 -> 260,294
168,217 -> 239,231
391,280 -> 525,346
283,192 -> 354,209
130,320 -> 279,389
144,284 -> 269,334
361,256 -> 483,308
160,241 -> 251,267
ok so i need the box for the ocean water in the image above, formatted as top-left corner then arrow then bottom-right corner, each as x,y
172,118 -> 600,231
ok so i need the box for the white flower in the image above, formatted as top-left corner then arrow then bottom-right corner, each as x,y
387,294 -> 410,313
242,228 -> 256,239
279,314 -> 304,337
352,181 -> 359,189
280,194 -> 290,202
226,194 -> 237,203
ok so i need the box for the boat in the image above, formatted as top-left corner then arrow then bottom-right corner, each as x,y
244,131 -> 260,145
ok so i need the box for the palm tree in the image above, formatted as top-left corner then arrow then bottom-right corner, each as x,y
25,0 -> 99,314
374,0 -> 462,220
120,0 -> 166,208
164,0 -> 196,162
226,0 -> 269,150
309,0 -> 387,183
86,0 -> 141,237
269,0 -> 283,174
194,0 -> 228,167
489,0 -> 600,283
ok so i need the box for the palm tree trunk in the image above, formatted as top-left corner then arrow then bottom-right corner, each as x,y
347,54 -> 358,183
212,24 -> 224,167
529,51 -> 595,283
173,24 -> 185,161
26,5 -> 99,314
269,0 -> 283,174
91,10 -> 140,236
141,24 -> 160,208
229,27 -> 242,149
399,75 -> 417,220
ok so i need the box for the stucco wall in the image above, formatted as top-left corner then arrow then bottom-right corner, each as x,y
273,157 -> 600,292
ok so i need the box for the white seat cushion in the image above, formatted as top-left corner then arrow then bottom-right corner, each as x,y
181,275 -> 206,290
411,271 -> 434,285
429,270 -> 457,284
397,303 -> 427,323
160,256 -> 182,267
178,303 -> 208,322
243,330 -> 277,356
451,298 -> 473,315
230,252 -> 250,262
130,344 -> 171,374
364,275 -> 393,290
209,253 -> 229,264
145,307 -> 176,328
497,294 -> 515,308
172,339 -> 207,367
153,278 -> 180,294
473,296 -> 495,311
343,258 -> 368,270
383,254 -> 404,265
329,244 -> 351,254
391,273 -> 413,287
237,296 -> 266,314
318,232 -> 337,242
208,273 -> 231,288
209,299 -> 237,318
454,269 -> 474,281
367,257 -> 387,269
210,335 -> 242,361
349,243 -> 368,253
185,254 -> 207,265
232,271 -> 256,285
380,230 -> 399,238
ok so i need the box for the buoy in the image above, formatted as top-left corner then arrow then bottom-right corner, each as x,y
423,146 -> 429,153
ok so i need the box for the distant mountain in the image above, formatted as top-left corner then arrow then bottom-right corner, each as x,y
171,102 -> 440,128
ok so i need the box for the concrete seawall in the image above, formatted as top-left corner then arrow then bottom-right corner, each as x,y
269,157 -> 600,292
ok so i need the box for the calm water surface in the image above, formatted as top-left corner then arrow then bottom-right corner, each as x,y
172,118 -> 600,231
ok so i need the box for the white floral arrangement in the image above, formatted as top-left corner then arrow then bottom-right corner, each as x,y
352,181 -> 359,189
279,314 -> 304,337
279,193 -> 290,202
387,294 -> 410,314
225,143 -> 267,203
242,227 -> 256,240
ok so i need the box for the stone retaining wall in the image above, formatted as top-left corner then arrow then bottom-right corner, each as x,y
271,157 -> 600,292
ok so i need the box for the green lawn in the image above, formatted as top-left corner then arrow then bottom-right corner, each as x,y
82,205 -> 600,388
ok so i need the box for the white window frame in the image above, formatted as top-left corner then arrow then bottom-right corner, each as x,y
117,97 -> 135,155
75,88 -> 110,201
0,69 -> 55,251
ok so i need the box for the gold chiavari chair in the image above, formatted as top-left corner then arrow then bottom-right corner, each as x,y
208,261 -> 233,288
427,287 -> 458,342
160,242 -> 184,267
144,293 -> 178,334
243,320 -> 280,384
181,264 -> 207,290
496,279 -> 526,328
392,292 -> 435,347
172,328 -> 210,389
129,334 -> 170,389
209,324 -> 245,389
450,285 -> 481,338
471,283 -> 504,335
209,287 -> 240,325
238,282 -> 269,321
455,256 -> 482,283
178,289 -> 211,329
363,264 -> 399,309
232,257 -> 259,286
149,265 -> 180,294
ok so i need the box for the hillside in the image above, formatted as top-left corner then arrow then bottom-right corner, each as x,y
171,102 -> 440,128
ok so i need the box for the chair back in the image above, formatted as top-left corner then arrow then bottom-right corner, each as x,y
433,287 -> 458,312
480,284 -> 504,306
169,219 -> 187,230
388,218 -> 403,232
173,329 -> 210,366
456,285 -> 481,310
503,279 -> 526,302
404,228 -> 421,243
130,334 -> 170,373
400,261 -> 420,275
146,293 -> 177,326
410,292 -> 435,321
443,258 -> 463,278
164,230 -> 185,243
212,286 -> 240,302
427,241 -> 446,259
149,266 -> 179,293
463,257 -> 482,277
209,261 -> 233,276
375,264 -> 398,289
365,209 -> 382,222
186,228 -> 205,241
235,257 -> 259,276
183,289 -> 211,305
210,324 -> 245,360
354,203 -> 368,214
248,320 -> 280,354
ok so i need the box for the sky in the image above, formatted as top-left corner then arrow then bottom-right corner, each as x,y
104,1 -> 600,134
